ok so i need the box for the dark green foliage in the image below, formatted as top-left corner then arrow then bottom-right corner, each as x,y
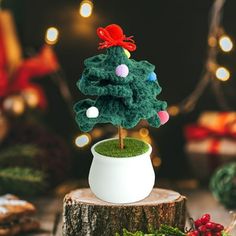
3,122 -> 71,185
157,225 -> 186,236
74,46 -> 167,132
0,167 -> 46,195
94,138 -> 149,157
210,162 -> 236,208
0,144 -> 40,168
115,225 -> 186,236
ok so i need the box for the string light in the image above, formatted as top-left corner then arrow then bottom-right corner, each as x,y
90,128 -> 103,139
219,35 -> 233,52
75,134 -> 91,148
215,67 -> 230,81
168,106 -> 180,116
139,128 -> 149,138
152,156 -> 162,168
79,0 -> 93,18
22,89 -> 39,108
208,36 -> 217,47
168,0 -> 235,114
3,95 -> 25,115
45,27 -> 59,45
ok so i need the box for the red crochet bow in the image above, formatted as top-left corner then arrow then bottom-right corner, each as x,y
97,24 -> 136,52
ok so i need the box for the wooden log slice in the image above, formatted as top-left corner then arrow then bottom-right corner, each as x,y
63,188 -> 186,236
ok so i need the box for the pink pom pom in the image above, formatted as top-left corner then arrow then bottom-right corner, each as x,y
115,64 -> 129,78
158,110 -> 169,125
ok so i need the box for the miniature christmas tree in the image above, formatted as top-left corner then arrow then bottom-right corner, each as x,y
74,24 -> 169,149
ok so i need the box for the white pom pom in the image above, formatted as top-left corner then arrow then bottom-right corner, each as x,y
86,106 -> 99,118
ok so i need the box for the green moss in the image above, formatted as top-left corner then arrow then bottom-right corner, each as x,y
94,138 -> 149,158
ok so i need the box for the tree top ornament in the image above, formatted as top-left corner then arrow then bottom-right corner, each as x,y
74,24 -> 169,149
97,24 -> 136,51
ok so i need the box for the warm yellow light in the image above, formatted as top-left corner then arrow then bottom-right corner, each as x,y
168,106 -> 180,116
215,67 -> 230,81
3,95 -> 25,115
91,128 -> 103,138
123,49 -> 131,58
208,36 -> 217,47
152,156 -> 162,168
22,89 -> 39,108
219,36 -> 233,52
45,27 -> 59,45
75,134 -> 91,148
79,0 -> 93,18
139,128 -> 149,138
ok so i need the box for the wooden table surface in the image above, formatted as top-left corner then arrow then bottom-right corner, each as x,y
26,188 -> 235,236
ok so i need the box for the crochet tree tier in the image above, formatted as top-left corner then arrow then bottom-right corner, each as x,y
74,24 -> 168,150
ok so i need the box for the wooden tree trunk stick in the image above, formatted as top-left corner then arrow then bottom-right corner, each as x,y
118,126 -> 124,149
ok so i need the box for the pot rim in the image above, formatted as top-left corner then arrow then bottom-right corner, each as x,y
91,138 -> 152,159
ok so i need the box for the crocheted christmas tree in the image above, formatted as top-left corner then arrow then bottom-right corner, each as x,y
74,24 -> 168,148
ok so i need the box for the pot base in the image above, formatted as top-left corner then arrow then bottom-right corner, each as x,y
89,138 -> 154,204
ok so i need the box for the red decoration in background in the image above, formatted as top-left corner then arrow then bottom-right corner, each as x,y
184,118 -> 236,172
97,24 -> 136,51
0,24 -> 8,92
185,124 -> 236,141
0,22 -> 59,109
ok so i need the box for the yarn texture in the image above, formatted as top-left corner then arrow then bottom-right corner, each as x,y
74,26 -> 167,132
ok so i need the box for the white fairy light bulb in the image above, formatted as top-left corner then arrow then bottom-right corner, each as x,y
45,27 -> 59,45
75,134 -> 91,148
219,36 -> 233,52
215,67 -> 230,81
79,0 -> 93,18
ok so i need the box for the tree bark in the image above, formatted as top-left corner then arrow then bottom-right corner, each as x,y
118,126 -> 124,149
63,188 -> 186,236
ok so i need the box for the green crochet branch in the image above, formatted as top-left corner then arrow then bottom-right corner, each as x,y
74,24 -> 168,149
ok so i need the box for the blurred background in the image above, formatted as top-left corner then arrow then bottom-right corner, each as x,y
1,0 -> 236,198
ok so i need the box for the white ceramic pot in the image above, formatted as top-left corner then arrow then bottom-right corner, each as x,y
88,138 -> 155,204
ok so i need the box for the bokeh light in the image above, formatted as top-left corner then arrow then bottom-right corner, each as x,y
219,36 -> 233,52
152,156 -> 162,168
139,128 -> 149,138
22,89 -> 39,108
3,95 -> 25,115
79,0 -> 93,18
215,67 -> 230,81
45,27 -> 59,45
168,106 -> 180,116
75,134 -> 91,148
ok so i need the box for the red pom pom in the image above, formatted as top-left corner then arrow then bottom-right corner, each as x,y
105,24 -> 124,40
